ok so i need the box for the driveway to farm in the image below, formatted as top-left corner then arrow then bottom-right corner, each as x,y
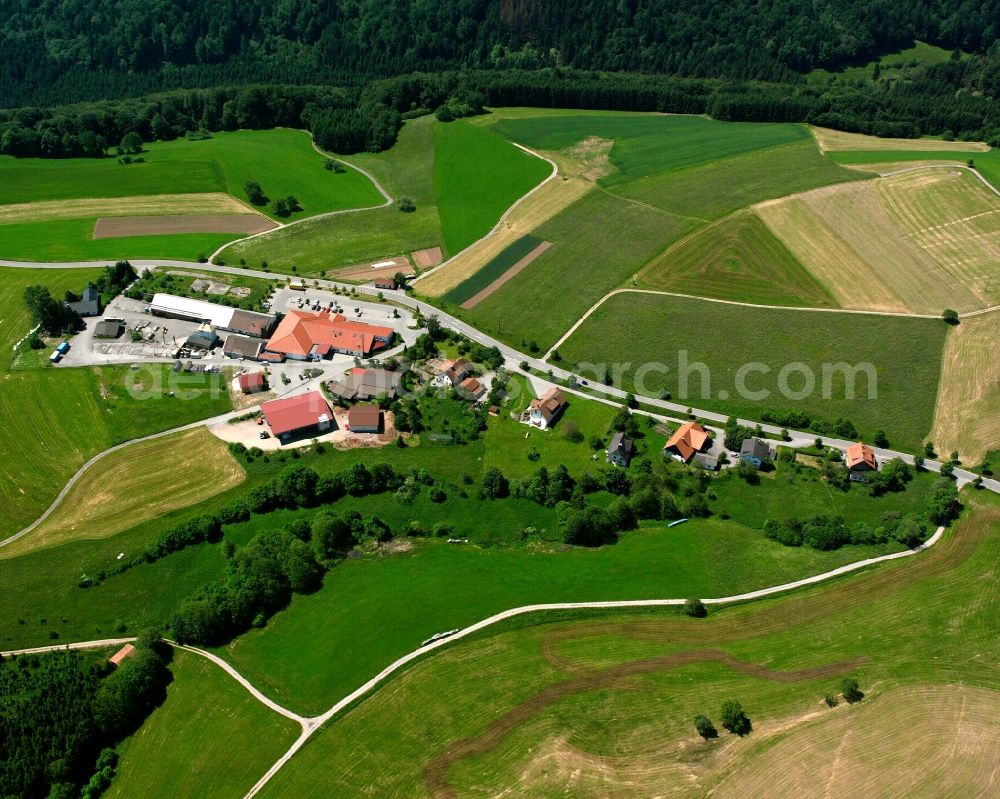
2,256 -> 999,496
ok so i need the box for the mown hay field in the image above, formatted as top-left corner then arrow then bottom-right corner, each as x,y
0,348 -> 232,540
929,310 -> 1000,464
1,428 -> 245,559
812,126 -> 989,153
636,210 -> 839,308
251,491 -> 1000,799
758,167 -> 1000,314
0,192 -> 251,224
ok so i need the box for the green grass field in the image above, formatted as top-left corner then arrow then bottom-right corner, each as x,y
637,211 -> 839,307
218,514 -> 905,715
559,292 -> 947,450
252,489 -> 1000,799
0,266 -> 105,356
443,112 -> 869,348
433,119 -> 551,254
220,116 -> 442,272
0,128 -> 383,216
442,234 -> 542,305
617,139 -> 866,220
490,113 -> 811,184
458,189 -> 695,349
0,128 -> 384,261
0,217 -> 242,261
106,649 -> 300,799
0,360 -> 232,539
221,116 -> 549,274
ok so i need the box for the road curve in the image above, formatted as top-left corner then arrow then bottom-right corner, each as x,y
2,258 -> 998,501
240,524 -> 945,797
0,408 -> 242,550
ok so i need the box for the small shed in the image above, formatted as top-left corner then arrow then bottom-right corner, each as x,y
693,452 -> 720,471
238,372 -> 266,394
347,404 -> 382,433
94,319 -> 123,339
109,643 -> 136,668
185,330 -> 219,351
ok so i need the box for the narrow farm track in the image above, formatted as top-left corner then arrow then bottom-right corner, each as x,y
208,133 -> 394,261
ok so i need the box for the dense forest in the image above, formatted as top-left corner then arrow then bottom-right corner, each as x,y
1,0 -> 997,107
0,2 -> 998,156
0,636 -> 171,798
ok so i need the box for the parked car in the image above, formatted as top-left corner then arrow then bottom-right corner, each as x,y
259,431 -> 270,439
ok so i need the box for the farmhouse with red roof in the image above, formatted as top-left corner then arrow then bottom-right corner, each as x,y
845,442 -> 878,482
264,310 -> 394,361
663,421 -> 711,463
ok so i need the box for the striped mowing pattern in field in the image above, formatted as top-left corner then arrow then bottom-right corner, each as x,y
443,234 -> 543,305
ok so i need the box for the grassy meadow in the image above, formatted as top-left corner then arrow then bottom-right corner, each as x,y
440,111 -> 868,349
1,428 -> 245,559
106,649 -> 300,799
0,216 -> 242,261
0,354 -> 233,540
219,511 -> 907,715
0,128 -> 384,261
637,211 -> 839,307
459,188 -> 696,349
559,292 -> 947,450
433,119 -> 551,254
223,115 -> 549,274
252,489 -> 1000,799
0,128 -> 382,216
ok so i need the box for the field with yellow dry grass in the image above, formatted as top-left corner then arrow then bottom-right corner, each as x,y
417,175 -> 591,297
0,192 -> 256,224
757,167 -> 1000,314
812,126 -> 989,153
929,310 -> 1000,464
1,427 -> 244,559
713,684 -> 1000,798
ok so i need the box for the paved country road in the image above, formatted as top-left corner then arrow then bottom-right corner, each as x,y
1,257 -> 998,517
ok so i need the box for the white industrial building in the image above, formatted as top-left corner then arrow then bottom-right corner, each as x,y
149,293 -> 276,337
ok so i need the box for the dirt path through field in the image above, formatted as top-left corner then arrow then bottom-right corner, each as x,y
423,650 -> 868,798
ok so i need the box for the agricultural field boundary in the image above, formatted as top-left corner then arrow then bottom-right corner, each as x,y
411,143 -> 558,283
459,240 -> 551,308
208,132 -> 394,262
2,521 -> 955,799
546,287 -> 1000,359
